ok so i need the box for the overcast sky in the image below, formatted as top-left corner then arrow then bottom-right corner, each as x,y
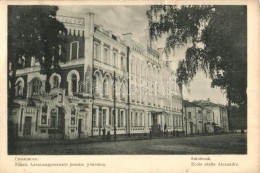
58,5 -> 227,105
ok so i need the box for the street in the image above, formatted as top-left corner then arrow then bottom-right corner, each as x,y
13,133 -> 246,155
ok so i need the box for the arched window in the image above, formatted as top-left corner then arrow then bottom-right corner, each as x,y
67,70 -> 80,96
71,74 -> 77,93
103,77 -> 109,97
53,76 -> 59,88
15,77 -> 25,97
93,75 -> 97,95
120,81 -> 127,101
32,78 -> 42,95
15,81 -> 23,97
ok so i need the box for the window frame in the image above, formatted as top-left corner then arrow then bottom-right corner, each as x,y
70,41 -> 79,60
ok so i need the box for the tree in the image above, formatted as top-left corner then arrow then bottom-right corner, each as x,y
147,5 -> 247,110
8,6 -> 67,104
8,6 -> 67,153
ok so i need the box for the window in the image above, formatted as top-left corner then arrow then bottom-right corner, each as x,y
188,112 -> 191,119
131,58 -> 135,74
113,52 -> 117,67
94,43 -> 100,60
111,110 -> 115,126
135,112 -> 138,126
121,56 -> 125,71
50,109 -> 57,128
131,112 -> 134,126
136,59 -> 139,75
140,113 -> 143,126
103,77 -> 109,96
120,110 -> 124,127
104,47 -> 109,64
102,109 -> 107,127
71,74 -> 77,93
15,81 -> 23,97
32,78 -> 42,95
70,41 -> 79,60
120,82 -> 127,100
93,75 -> 98,95
93,108 -> 97,127
118,110 -> 121,127
53,76 -> 59,88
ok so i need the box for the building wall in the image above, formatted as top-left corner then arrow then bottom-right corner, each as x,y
11,13 -> 183,140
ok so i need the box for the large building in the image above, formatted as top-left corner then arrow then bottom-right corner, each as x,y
9,13 -> 183,139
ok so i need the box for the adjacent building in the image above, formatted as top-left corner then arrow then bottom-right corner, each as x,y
184,99 -> 229,135
9,13 -> 183,139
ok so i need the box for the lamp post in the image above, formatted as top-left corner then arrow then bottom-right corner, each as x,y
113,71 -> 116,140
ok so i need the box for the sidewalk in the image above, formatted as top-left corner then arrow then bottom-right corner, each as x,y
15,132 -> 227,147
15,133 -> 182,147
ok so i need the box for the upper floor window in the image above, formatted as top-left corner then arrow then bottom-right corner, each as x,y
32,78 -> 42,95
103,77 -> 109,96
104,47 -> 110,64
15,81 -> 23,97
188,112 -> 191,119
113,52 -> 117,68
131,58 -> 135,74
71,74 -> 77,93
53,76 -> 59,89
121,56 -> 126,71
136,59 -> 140,75
50,73 -> 61,89
70,41 -> 79,60
94,43 -> 100,61
67,70 -> 80,95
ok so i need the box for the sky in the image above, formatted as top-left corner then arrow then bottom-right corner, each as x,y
58,5 -> 227,105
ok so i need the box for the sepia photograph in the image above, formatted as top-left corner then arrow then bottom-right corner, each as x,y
1,1 -> 259,173
7,4 -> 248,155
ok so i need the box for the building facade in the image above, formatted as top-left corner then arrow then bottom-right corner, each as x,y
9,13 -> 183,140
184,99 -> 229,135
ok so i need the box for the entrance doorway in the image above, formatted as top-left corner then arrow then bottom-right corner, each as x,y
23,116 -> 32,136
78,119 -> 82,138
189,122 -> 193,134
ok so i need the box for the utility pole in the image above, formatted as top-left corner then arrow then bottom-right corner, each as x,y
113,71 -> 116,140
185,100 -> 188,136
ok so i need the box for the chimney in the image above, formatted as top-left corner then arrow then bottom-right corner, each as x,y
84,12 -> 95,37
99,25 -> 103,32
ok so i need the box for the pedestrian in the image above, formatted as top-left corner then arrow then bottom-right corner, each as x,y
150,128 -> 152,139
164,123 -> 167,133
177,130 -> 179,137
102,127 -> 106,140
106,131 -> 111,140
